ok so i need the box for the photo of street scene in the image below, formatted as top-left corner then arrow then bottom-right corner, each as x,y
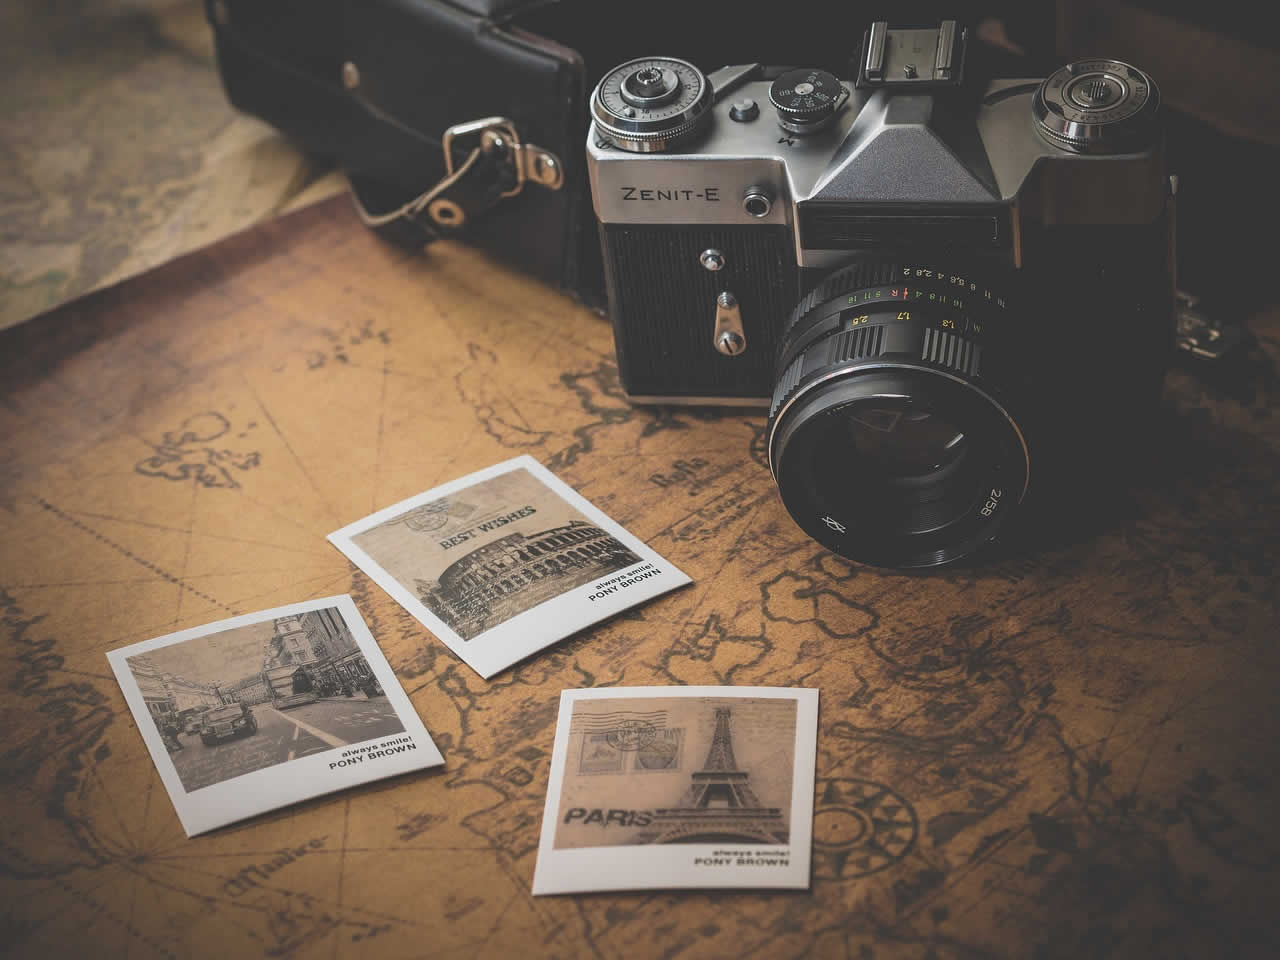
126,604 -> 405,792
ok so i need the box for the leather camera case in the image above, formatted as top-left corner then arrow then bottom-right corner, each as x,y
205,0 -> 601,303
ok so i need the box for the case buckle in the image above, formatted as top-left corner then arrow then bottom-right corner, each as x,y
442,117 -> 564,197
352,116 -> 562,236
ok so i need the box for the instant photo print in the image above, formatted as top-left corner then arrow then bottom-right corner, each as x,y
533,686 -> 819,894
328,456 -> 691,678
107,595 -> 444,836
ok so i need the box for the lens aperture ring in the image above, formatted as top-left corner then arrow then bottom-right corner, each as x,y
780,262 -> 1008,367
784,262 -> 902,340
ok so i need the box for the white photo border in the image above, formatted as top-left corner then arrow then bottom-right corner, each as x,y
106,594 -> 444,837
532,686 -> 819,895
326,455 -> 692,679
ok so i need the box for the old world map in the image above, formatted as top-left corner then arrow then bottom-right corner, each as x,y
1,199 -> 1277,958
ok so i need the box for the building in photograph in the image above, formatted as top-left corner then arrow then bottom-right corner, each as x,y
165,674 -> 220,714
297,608 -> 364,693
642,707 -> 789,845
262,613 -> 325,696
130,653 -> 176,724
331,649 -> 382,697
266,614 -> 322,667
259,607 -> 379,699
299,607 -> 357,659
417,520 -> 641,639
224,673 -> 270,705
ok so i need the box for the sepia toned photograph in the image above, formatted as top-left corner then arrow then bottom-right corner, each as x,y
328,456 -> 692,678
125,603 -> 402,792
350,466 -> 641,641
556,696 -> 796,849
533,687 -> 819,894
107,596 -> 444,836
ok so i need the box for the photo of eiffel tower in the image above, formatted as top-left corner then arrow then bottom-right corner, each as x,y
638,706 -> 790,845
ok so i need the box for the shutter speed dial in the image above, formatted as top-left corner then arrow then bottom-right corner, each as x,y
591,57 -> 714,153
1033,59 -> 1160,153
769,68 -> 848,134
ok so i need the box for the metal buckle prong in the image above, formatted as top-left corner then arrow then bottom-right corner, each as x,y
353,115 -> 563,235
442,116 -> 564,195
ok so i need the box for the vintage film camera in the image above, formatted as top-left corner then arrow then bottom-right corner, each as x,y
587,19 -> 1175,568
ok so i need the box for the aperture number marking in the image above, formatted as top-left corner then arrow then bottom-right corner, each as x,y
979,488 -> 1003,517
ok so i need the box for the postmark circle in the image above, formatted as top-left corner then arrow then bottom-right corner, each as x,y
401,499 -> 451,533
812,777 -> 918,880
606,719 -> 657,751
635,737 -> 678,769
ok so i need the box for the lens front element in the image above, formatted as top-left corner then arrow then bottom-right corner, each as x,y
843,403 -> 967,482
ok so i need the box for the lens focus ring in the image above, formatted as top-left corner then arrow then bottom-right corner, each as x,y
770,324 -> 887,419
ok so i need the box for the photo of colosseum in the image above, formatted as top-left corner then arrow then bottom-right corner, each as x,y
416,520 -> 641,640
349,466 -> 643,642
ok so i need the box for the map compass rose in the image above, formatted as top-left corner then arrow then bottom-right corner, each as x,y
813,777 -> 918,879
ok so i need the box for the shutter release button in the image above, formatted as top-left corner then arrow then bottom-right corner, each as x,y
729,98 -> 759,122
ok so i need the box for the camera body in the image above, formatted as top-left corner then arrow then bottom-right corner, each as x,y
587,22 -> 1175,566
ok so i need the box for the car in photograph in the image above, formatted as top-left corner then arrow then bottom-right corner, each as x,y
198,702 -> 258,745
274,691 -> 318,710
183,710 -> 208,735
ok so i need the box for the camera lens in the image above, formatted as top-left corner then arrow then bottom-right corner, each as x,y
767,260 -> 1029,568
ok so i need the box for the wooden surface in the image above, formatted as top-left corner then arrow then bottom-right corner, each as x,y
2,196 -> 1278,958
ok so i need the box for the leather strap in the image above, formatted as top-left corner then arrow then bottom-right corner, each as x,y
349,136 -> 518,248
